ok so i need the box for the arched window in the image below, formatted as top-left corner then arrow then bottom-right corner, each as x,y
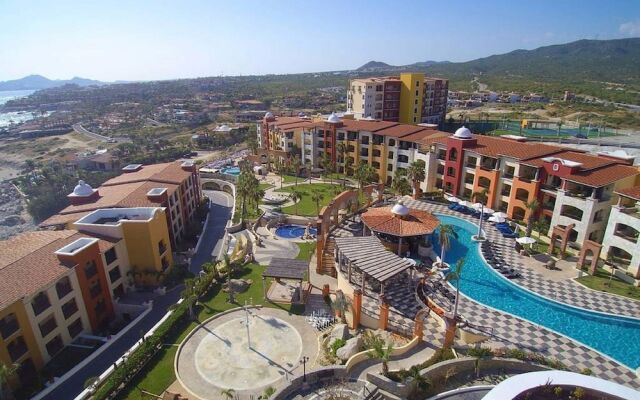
448,148 -> 458,161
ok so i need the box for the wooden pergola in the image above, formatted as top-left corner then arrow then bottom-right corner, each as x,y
334,236 -> 413,295
261,257 -> 308,303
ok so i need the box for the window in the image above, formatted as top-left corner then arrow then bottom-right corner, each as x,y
361,136 -> 369,145
104,248 -> 117,265
31,292 -> 51,316
67,318 -> 83,338
158,240 -> 167,255
360,148 -> 369,157
84,260 -> 98,279
372,149 -> 381,157
38,315 -> 57,337
448,148 -> 458,161
45,335 -> 64,357
447,167 -> 455,177
109,266 -> 121,283
0,313 -> 19,339
415,90 -> 419,96
398,155 -> 409,163
162,256 -> 169,271
388,139 -> 396,147
387,164 -> 393,172
62,298 -> 78,319
416,81 -> 420,87
7,336 -> 27,362
89,281 -> 102,299
56,277 -> 72,299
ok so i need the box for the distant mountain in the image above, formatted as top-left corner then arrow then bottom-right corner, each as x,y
0,74 -> 105,91
354,38 -> 640,94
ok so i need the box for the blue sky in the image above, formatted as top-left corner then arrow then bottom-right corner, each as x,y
0,0 -> 638,81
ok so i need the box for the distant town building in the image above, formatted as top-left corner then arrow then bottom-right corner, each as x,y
347,73 -> 448,125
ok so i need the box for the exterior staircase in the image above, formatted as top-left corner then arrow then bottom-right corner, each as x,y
320,238 -> 337,277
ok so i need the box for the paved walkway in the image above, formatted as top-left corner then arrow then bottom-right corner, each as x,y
190,190 -> 233,274
349,340 -> 436,381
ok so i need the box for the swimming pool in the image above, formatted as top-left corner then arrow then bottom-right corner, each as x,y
433,214 -> 640,369
275,224 -> 317,239
221,166 -> 240,176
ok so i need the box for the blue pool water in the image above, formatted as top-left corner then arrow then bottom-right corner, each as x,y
221,166 -> 240,176
433,214 -> 640,369
275,224 -> 317,239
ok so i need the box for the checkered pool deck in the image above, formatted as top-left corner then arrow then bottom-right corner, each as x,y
328,197 -> 640,388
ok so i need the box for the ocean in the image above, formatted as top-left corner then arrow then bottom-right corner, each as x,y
0,89 -> 39,128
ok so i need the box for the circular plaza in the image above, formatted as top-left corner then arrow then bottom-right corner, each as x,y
175,307 -> 318,399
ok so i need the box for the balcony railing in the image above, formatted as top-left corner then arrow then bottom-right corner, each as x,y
465,162 -> 477,168
560,210 -> 583,221
503,172 -> 514,179
614,230 -> 639,243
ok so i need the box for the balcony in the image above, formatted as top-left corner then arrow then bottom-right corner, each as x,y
542,201 -> 556,211
39,317 -> 57,337
31,294 -> 51,316
56,280 -> 72,300
614,224 -> 639,244
560,205 -> 583,221
8,338 -> 28,362
0,317 -> 19,339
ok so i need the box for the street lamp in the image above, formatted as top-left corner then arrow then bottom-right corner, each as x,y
300,356 -> 309,382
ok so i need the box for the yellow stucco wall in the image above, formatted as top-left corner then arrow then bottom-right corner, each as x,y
0,301 -> 44,374
399,72 -> 424,124
121,208 -> 173,285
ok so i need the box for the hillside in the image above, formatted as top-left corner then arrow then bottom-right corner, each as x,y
357,38 -> 640,103
0,75 -> 105,91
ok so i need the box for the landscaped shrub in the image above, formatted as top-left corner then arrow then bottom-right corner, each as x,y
330,338 -> 346,356
466,347 -> 494,358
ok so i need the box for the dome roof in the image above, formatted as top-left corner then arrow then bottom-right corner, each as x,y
298,112 -> 306,117
73,180 -> 94,197
327,113 -> 340,123
391,201 -> 409,217
264,112 -> 274,119
453,126 -> 472,139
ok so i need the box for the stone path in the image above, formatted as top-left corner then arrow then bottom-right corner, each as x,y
253,234 -> 299,264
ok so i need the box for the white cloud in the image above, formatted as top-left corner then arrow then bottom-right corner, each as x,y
619,20 -> 640,37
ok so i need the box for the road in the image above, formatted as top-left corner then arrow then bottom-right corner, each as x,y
190,190 -> 233,274
42,191 -> 232,400
72,123 -> 130,144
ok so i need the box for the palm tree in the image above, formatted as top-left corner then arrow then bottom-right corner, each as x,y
406,160 -> 426,199
0,363 -> 18,400
472,188 -> 488,239
310,188 -> 324,216
354,161 -> 376,190
181,278 -> 198,319
220,388 -> 236,399
446,258 -> 465,322
259,387 -> 276,399
367,336 -> 393,377
222,254 -> 236,304
321,152 -> 334,185
290,189 -> 302,216
438,224 -> 458,267
291,155 -> 301,187
331,291 -> 351,324
336,142 -> 348,186
524,199 -> 539,237
247,135 -> 258,155
391,169 -> 411,196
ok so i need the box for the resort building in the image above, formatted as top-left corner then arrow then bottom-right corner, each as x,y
601,186 -> 640,278
41,161 -> 202,247
347,73 -> 448,125
0,206 -> 172,390
420,127 -> 640,250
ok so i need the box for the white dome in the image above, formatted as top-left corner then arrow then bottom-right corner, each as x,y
298,112 -> 306,117
453,126 -> 472,139
264,112 -> 274,119
73,180 -> 94,197
327,113 -> 340,123
391,201 -> 409,217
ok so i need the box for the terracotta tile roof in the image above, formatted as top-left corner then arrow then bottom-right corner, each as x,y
565,164 -> 639,187
0,230 -> 116,309
467,136 -> 563,160
375,125 -> 426,138
340,119 -> 399,132
402,129 -> 449,144
102,162 -> 192,186
616,186 -> 640,201
53,181 -> 150,215
361,206 -> 440,237
116,182 -> 178,208
523,150 -> 614,170
40,211 -> 91,227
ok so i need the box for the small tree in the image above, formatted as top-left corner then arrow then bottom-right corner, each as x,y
181,278 -> 198,319
367,335 -> 393,377
354,161 -> 376,190
437,224 -> 458,266
310,188 -> 324,216
220,388 -> 236,399
524,199 -> 540,237
446,258 -> 465,331
290,189 -> 302,216
406,160 -> 426,199
331,291 -> 351,324
291,155 -> 302,187
391,168 -> 412,196
0,363 -> 18,400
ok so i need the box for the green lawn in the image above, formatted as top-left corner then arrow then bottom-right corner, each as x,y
280,174 -> 301,184
116,263 -> 303,399
296,242 -> 316,261
259,183 -> 273,191
276,183 -> 340,216
576,267 -> 640,301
